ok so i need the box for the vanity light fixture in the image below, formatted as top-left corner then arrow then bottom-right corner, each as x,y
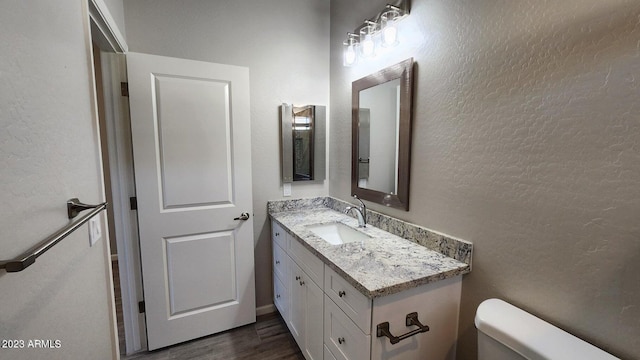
342,1 -> 409,66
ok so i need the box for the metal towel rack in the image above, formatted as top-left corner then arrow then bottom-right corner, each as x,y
0,198 -> 107,273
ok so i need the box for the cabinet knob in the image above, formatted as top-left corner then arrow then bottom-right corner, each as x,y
276,294 -> 280,299
299,281 -> 305,286
295,276 -> 301,280
338,337 -> 345,345
339,290 -> 346,297
275,232 -> 280,236
275,260 -> 280,264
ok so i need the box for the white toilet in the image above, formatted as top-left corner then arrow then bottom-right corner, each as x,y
475,298 -> 619,360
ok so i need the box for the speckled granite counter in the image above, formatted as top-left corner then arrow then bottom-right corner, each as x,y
268,197 -> 472,299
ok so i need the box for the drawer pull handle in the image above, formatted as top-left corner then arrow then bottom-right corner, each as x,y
299,281 -> 305,286
376,312 -> 430,345
338,337 -> 345,345
295,276 -> 301,280
275,260 -> 280,264
275,232 -> 280,236
338,290 -> 346,297
276,294 -> 280,299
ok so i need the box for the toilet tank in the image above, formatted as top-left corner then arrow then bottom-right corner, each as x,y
475,299 -> 619,360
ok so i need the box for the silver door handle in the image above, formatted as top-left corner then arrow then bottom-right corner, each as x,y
234,212 -> 250,221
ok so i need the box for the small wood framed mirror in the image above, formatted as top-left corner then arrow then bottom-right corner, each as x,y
351,58 -> 414,210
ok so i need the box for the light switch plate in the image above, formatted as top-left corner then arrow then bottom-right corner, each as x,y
89,217 -> 102,247
283,183 -> 292,197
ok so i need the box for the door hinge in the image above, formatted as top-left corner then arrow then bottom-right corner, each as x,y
121,82 -> 129,97
138,301 -> 145,313
130,197 -> 137,210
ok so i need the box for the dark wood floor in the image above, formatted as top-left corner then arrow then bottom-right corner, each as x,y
112,260 -> 303,360
124,313 -> 304,360
113,259 -> 126,355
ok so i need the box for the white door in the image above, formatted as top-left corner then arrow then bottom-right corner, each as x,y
127,52 -> 255,350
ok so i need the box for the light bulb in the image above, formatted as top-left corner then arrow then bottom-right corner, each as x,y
343,33 -> 359,66
382,25 -> 398,46
359,22 -> 377,58
345,44 -> 357,65
361,35 -> 375,57
381,9 -> 400,47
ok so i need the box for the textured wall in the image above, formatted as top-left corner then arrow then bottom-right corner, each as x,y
330,0 -> 640,358
0,1 -> 115,359
123,0 -> 330,309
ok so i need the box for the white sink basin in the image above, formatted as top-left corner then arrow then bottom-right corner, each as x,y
307,222 -> 371,245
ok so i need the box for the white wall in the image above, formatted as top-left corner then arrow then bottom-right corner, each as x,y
0,1 -> 115,359
330,0 -> 640,359
123,0 -> 331,308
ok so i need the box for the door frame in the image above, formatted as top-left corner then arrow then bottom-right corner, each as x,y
88,1 -> 147,355
98,52 -> 147,354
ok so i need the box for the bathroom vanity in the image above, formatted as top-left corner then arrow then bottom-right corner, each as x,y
268,197 -> 472,360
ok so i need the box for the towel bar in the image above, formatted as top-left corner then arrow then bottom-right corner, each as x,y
0,198 -> 107,273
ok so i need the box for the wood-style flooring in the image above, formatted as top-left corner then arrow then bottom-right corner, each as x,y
124,313 -> 304,360
113,259 -> 126,355
112,260 -> 303,360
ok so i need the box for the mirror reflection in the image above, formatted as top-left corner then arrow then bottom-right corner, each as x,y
358,78 -> 401,194
292,106 -> 314,180
281,104 -> 326,183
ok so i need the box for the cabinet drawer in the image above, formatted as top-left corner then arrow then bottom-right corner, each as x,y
325,266 -> 371,334
273,241 -> 289,283
324,295 -> 370,360
288,237 -> 324,288
273,271 -> 289,323
272,221 -> 287,249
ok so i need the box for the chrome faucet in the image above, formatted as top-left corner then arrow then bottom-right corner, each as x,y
345,195 -> 367,228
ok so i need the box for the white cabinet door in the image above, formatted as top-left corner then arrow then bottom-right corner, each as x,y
304,277 -> 324,360
325,345 -> 339,360
290,261 -> 306,348
289,257 -> 324,360
128,52 -> 255,350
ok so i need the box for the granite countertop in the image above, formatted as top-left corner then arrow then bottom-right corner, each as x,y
269,204 -> 471,299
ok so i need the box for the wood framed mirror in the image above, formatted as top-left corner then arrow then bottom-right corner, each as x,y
351,58 -> 414,210
281,104 -> 326,183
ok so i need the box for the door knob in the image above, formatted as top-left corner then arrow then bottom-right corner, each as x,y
234,212 -> 250,221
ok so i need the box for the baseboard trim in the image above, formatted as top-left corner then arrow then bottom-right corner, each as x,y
256,304 -> 276,316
